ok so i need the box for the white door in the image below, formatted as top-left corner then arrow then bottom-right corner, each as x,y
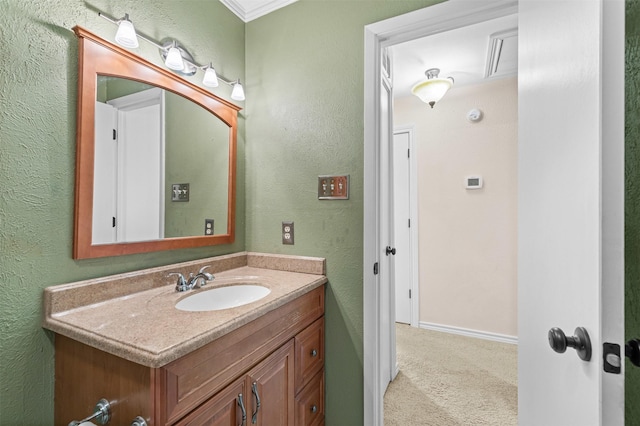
93,101 -> 117,244
364,1 -> 624,425
517,0 -> 624,424
393,130 -> 412,325
108,88 -> 165,243
117,104 -> 162,242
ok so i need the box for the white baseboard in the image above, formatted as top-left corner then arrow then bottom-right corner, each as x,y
418,321 -> 518,345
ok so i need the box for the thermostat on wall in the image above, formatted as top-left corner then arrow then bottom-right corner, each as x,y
465,175 -> 483,189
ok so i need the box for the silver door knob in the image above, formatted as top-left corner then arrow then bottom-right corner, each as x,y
548,327 -> 592,361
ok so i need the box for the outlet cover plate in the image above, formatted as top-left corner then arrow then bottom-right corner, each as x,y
282,221 -> 294,245
204,219 -> 214,235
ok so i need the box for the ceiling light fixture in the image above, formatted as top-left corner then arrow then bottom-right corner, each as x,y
411,68 -> 454,108
98,11 -> 246,101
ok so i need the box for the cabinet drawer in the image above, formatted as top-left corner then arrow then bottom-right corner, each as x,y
173,377 -> 245,426
295,317 -> 324,390
295,370 -> 324,426
159,287 -> 324,424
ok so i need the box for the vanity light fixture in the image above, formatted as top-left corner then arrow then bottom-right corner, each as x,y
98,11 -> 245,100
411,68 -> 454,108
164,41 -> 185,71
231,80 -> 245,101
114,14 -> 138,48
202,64 -> 219,88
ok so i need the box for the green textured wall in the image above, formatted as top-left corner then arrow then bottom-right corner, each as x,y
0,0 -> 245,423
627,0 -> 640,423
164,91 -> 230,238
244,1 -> 440,424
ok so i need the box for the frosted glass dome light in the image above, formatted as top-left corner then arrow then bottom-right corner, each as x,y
411,68 -> 454,108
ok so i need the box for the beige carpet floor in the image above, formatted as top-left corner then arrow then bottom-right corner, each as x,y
384,324 -> 517,425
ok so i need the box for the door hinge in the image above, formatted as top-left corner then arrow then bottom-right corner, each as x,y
112,217 -> 116,228
113,129 -> 117,140
408,218 -> 411,228
373,262 -> 379,275
409,289 -> 412,299
407,148 -> 410,158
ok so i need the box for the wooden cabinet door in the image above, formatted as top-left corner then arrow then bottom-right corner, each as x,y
174,378 -> 246,426
246,341 -> 295,426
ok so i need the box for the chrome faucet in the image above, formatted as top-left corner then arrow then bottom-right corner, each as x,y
168,266 -> 215,292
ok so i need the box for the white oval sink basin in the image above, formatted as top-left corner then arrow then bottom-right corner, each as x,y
175,284 -> 271,312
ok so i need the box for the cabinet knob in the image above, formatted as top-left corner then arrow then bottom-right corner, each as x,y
310,405 -> 318,414
130,416 -> 148,426
310,349 -> 318,357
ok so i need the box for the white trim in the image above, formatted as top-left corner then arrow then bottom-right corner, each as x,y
220,0 -> 299,22
364,2 -> 518,425
419,321 -> 518,345
600,0 -> 625,423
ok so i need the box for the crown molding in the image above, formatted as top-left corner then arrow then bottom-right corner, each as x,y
220,0 -> 298,22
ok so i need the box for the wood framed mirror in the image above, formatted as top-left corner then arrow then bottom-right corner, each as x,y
73,26 -> 239,259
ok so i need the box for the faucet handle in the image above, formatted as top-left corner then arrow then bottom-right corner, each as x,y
198,266 -> 215,282
167,272 -> 188,292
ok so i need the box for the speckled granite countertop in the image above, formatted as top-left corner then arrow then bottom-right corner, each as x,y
43,252 -> 326,368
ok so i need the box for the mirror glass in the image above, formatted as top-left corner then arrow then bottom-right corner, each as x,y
73,26 -> 239,259
93,76 -> 230,244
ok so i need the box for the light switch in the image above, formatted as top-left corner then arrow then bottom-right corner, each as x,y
171,183 -> 190,201
318,175 -> 349,200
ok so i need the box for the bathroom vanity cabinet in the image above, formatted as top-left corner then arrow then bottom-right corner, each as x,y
54,286 -> 325,426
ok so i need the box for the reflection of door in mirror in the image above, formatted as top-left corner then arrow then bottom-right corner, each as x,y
92,75 -> 230,245
93,83 -> 165,244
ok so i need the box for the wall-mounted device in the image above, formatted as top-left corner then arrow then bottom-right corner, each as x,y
465,175 -> 483,189
467,108 -> 483,123
171,183 -> 189,201
318,175 -> 349,200
204,219 -> 214,235
282,221 -> 294,245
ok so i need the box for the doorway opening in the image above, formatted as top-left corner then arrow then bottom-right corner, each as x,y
364,1 -> 625,425
386,28 -> 519,421
363,1 -> 520,425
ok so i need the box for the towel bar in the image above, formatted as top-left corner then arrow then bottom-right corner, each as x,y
68,398 -> 111,426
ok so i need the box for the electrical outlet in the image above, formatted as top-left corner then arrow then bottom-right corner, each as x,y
204,219 -> 214,235
282,221 -> 294,245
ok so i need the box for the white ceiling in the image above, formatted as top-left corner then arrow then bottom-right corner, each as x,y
392,13 -> 518,99
219,0 -> 299,22
217,1 -> 517,99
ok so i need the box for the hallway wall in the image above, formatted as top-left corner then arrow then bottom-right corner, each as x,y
394,77 -> 518,338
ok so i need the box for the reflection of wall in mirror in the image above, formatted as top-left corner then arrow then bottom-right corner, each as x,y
164,91 -> 229,237
94,77 -> 230,240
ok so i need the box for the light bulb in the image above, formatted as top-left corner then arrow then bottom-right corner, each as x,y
114,15 -> 138,48
231,81 -> 245,101
202,65 -> 219,88
165,43 -> 185,71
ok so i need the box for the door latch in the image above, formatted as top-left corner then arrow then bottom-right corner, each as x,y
603,342 -> 621,374
385,246 -> 396,256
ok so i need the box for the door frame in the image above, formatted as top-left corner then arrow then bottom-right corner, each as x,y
364,1 -> 624,425
364,2 -> 519,424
